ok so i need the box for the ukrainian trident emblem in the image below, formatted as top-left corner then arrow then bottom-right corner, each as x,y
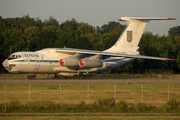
127,31 -> 133,43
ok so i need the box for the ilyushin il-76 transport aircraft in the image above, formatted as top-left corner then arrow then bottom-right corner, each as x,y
2,17 -> 176,78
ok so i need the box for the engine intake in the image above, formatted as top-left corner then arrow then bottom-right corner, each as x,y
79,59 -> 103,68
60,58 -> 79,67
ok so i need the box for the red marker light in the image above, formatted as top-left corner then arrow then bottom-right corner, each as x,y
60,59 -> 64,66
166,59 -> 177,61
167,18 -> 176,20
79,60 -> 84,67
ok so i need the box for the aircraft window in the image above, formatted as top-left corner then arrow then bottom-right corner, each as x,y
8,54 -> 22,60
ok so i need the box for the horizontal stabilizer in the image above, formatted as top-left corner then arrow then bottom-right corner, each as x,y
119,17 -> 176,21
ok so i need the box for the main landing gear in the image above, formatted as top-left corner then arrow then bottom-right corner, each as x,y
27,75 -> 36,80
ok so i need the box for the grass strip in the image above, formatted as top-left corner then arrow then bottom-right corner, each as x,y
0,98 -> 180,113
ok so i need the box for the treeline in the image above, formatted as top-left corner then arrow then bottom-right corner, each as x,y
0,15 -> 180,72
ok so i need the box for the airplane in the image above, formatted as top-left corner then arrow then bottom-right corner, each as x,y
2,17 -> 176,79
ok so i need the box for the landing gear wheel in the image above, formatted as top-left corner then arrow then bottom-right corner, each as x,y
27,75 -> 36,80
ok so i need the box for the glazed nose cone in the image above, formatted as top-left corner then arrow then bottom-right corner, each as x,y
2,59 -> 9,70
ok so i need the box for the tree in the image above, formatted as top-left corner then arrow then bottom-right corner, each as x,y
0,16 -> 6,33
137,32 -> 166,69
102,28 -> 123,50
61,18 -> 80,32
75,36 -> 92,50
0,33 -> 5,68
11,15 -> 37,30
177,51 -> 180,69
167,26 -> 180,70
54,30 -> 74,48
166,35 -> 180,69
34,17 -> 43,28
35,29 -> 55,49
44,16 -> 59,26
2,28 -> 26,58
168,26 -> 180,36
91,36 -> 103,51
2,18 -> 17,31
100,21 -> 126,34
77,22 -> 95,38
24,26 -> 39,51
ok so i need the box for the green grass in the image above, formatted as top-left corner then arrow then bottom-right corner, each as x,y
1,84 -> 180,106
0,98 -> 180,113
0,115 -> 180,120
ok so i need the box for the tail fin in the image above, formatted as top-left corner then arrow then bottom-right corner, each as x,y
105,17 -> 176,53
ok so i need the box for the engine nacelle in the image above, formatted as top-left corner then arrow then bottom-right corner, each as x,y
79,59 -> 103,68
60,58 -> 79,67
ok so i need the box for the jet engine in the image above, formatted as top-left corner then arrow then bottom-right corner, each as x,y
79,59 -> 103,68
60,58 -> 79,67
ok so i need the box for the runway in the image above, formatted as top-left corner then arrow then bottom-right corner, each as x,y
0,78 -> 180,84
0,112 -> 179,115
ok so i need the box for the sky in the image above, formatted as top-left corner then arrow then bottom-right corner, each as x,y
0,0 -> 179,36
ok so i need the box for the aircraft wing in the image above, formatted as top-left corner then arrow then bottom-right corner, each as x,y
56,48 -> 176,61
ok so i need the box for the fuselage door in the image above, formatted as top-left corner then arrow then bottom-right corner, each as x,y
35,60 -> 40,70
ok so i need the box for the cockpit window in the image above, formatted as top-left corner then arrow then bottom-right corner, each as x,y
8,54 -> 22,60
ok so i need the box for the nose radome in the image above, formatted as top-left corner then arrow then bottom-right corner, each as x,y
2,59 -> 9,69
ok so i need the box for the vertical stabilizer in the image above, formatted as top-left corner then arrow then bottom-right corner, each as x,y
105,17 -> 176,53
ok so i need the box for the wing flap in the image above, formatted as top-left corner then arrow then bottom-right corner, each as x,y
56,48 -> 176,61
